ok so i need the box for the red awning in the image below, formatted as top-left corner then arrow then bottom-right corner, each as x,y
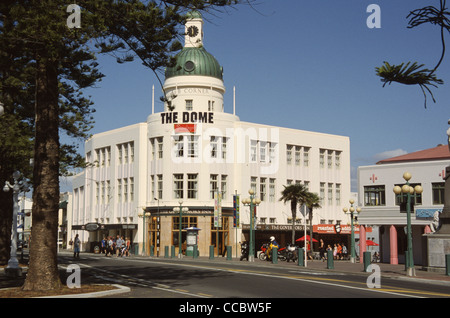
296,235 -> 318,243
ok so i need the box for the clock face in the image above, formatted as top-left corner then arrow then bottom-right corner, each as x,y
187,25 -> 199,37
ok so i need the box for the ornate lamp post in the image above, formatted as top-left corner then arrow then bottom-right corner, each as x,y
343,199 -> 362,263
393,172 -> 423,277
138,208 -> 150,255
173,200 -> 188,258
242,189 -> 261,262
3,171 -> 30,277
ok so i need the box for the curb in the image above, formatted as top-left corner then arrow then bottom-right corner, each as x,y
35,284 -> 131,298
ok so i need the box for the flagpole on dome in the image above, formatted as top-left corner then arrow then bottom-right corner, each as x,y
152,85 -> 155,114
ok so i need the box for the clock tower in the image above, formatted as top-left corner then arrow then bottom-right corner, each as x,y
185,11 -> 203,48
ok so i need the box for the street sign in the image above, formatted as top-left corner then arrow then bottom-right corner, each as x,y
84,223 -> 100,232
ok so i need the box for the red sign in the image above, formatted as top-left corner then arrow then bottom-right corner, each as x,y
174,124 -> 196,133
313,224 -> 371,235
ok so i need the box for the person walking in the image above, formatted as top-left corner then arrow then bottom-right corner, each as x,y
73,234 -> 80,258
101,237 -> 107,254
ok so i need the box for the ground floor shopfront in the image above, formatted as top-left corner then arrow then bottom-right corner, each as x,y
71,223 -> 138,253
144,206 -> 238,257
377,224 -> 431,266
239,223 -> 360,258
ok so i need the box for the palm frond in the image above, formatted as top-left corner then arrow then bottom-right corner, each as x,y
375,61 -> 444,108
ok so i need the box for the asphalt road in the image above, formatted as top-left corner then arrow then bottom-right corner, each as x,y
58,252 -> 450,302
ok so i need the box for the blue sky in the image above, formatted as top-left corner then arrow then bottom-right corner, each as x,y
61,0 -> 450,192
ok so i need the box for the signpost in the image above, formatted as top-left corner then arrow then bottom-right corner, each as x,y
233,193 -> 240,258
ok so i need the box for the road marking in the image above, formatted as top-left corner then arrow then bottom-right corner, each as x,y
122,259 -> 433,298
65,255 -> 450,298
61,260 -> 209,298
288,270 -> 345,276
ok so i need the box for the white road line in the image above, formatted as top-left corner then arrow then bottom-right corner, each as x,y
61,261 -> 208,298
111,258 -> 424,298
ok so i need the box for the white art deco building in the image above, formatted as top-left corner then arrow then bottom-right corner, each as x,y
71,12 -> 351,257
357,144 -> 450,266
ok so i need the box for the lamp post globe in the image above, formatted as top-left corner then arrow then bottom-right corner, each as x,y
343,199 -> 362,263
393,172 -> 423,277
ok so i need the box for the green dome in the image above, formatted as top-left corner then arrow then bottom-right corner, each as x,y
186,11 -> 202,20
165,47 -> 223,80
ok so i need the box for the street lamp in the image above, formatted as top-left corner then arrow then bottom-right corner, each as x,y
173,200 -> 188,258
393,172 -> 423,277
3,171 -> 30,277
242,189 -> 261,262
138,208 -> 150,255
343,199 -> 362,263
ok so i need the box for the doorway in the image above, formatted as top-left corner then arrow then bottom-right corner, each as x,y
148,216 -> 160,256
210,216 -> 229,256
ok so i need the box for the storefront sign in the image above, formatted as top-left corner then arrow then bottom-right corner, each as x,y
313,224 -> 365,235
416,208 -> 442,218
161,111 -> 214,124
174,123 -> 196,133
214,191 -> 222,227
84,223 -> 100,232
233,194 -> 240,228
242,224 -> 306,231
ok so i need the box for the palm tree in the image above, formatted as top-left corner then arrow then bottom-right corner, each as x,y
304,192 -> 321,254
279,184 -> 308,244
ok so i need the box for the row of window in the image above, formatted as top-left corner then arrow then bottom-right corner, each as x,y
173,135 -> 229,159
182,99 -> 219,112
319,149 -> 341,169
184,99 -> 222,112
363,183 -> 445,206
250,140 -> 277,163
89,142 -> 135,167
286,145 -> 310,166
148,174 -> 339,206
250,177 -> 277,202
319,182 -> 342,206
94,177 -> 135,205
152,137 -> 343,169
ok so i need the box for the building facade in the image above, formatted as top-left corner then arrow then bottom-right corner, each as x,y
357,144 -> 449,265
71,12 -> 351,257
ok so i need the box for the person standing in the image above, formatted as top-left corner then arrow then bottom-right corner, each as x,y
116,235 -> 124,257
319,239 -> 325,261
106,236 -> 114,257
73,234 -> 80,258
124,237 -> 131,257
342,244 -> 348,260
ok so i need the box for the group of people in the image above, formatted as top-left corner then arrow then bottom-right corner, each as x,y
101,235 -> 131,257
319,239 -> 348,261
